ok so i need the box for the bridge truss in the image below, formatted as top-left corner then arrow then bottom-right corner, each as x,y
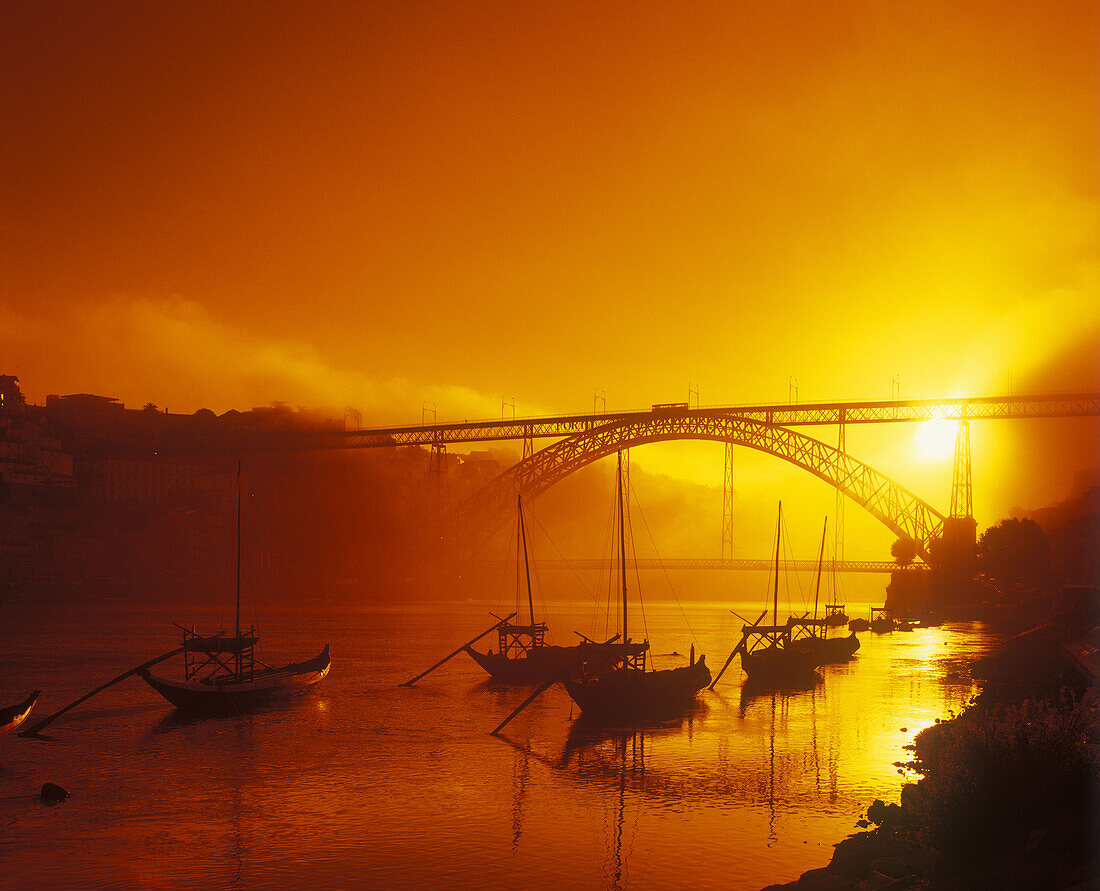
311,392 -> 1100,450
199,391 -> 1098,567
456,414 -> 946,561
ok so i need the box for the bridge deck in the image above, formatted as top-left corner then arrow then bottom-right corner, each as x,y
479,557 -> 924,573
325,392 -> 1100,449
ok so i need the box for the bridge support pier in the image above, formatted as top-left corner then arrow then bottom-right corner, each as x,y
834,419 -> 846,563
722,442 -> 734,561
950,416 -> 972,519
940,415 -> 976,573
428,442 -> 448,507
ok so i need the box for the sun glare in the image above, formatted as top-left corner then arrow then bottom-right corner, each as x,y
914,418 -> 956,461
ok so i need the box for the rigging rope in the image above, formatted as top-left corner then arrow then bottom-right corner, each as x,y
628,478 -> 698,647
624,484 -> 650,645
525,506 -> 610,628
492,512 -> 520,618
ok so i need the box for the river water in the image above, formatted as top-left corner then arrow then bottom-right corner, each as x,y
0,588 -> 993,889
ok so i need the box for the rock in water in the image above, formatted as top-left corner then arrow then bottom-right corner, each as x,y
40,782 -> 69,805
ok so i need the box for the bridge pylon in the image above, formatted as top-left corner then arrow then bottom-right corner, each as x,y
834,416 -> 846,563
950,415 -> 972,519
428,441 -> 448,507
722,442 -> 734,560
940,414 -> 976,573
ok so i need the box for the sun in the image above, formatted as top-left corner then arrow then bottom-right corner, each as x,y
914,418 -> 956,461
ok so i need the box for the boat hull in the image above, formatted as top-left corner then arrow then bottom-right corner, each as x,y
465,642 -> 644,685
562,659 -> 711,720
0,690 -> 40,734
142,646 -> 330,713
740,645 -> 819,687
819,632 -> 860,663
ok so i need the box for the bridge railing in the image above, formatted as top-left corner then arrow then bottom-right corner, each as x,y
474,557 -> 926,573
314,391 -> 1100,449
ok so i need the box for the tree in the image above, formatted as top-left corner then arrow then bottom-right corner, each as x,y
891,536 -> 918,566
977,517 -> 1050,588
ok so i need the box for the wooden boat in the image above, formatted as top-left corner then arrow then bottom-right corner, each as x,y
916,611 -> 943,628
869,606 -> 895,634
810,628 -> 860,662
848,617 -> 870,632
824,602 -> 849,627
716,503 -> 820,688
790,519 -> 860,665
1,691 -> 40,734
791,618 -> 861,664
739,637 -> 819,683
465,495 -> 634,684
143,643 -> 330,712
466,638 -> 636,685
563,654 -> 711,719
562,452 -> 710,719
142,463 -> 329,713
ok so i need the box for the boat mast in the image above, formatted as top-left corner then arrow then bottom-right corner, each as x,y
813,516 -> 828,625
518,495 -> 535,626
773,501 -> 781,631
235,459 -> 242,678
618,451 -> 627,641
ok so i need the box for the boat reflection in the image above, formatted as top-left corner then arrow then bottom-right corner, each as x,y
145,693 -> 331,736
511,745 -> 530,852
564,724 -> 650,889
561,707 -> 706,766
738,672 -> 822,711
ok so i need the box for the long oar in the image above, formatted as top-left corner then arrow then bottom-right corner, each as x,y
399,612 -> 517,687
709,610 -> 767,690
20,646 -> 185,737
490,678 -> 557,736
489,638 -> 626,736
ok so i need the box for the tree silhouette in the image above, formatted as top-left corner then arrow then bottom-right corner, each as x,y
891,536 -> 918,566
977,518 -> 1050,588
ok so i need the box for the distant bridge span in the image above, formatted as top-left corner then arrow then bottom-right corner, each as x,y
320,392 -> 1100,450
201,391 -> 1098,564
497,557 -> 925,574
456,414 -> 948,561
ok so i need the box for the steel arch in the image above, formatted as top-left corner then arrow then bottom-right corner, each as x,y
456,415 -> 945,560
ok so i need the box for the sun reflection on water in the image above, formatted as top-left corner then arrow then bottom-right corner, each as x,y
0,598 -> 995,889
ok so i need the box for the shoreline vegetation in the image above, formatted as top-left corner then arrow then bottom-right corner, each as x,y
765,604 -> 1098,891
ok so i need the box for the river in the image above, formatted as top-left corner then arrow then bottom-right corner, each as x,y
0,588 -> 994,889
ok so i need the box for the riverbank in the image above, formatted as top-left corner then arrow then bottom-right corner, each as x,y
765,614 -> 1098,890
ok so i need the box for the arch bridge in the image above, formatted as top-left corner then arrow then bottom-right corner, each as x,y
441,393 -> 1099,563
230,392 -> 1100,564
456,413 -> 947,560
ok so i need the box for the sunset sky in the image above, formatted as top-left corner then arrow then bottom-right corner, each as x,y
2,1 -> 1097,553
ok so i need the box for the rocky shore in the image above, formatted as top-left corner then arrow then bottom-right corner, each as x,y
764,613 -> 1098,890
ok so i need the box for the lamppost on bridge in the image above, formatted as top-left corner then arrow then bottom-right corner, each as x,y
593,388 -> 606,413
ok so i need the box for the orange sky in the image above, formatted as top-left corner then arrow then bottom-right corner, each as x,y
2,1 -> 1097,550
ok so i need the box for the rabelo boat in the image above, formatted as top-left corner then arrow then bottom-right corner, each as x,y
142,463 -> 330,713
562,452 -> 710,719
